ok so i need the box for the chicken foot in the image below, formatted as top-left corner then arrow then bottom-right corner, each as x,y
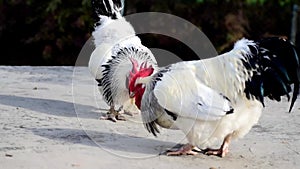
166,144 -> 201,156
203,133 -> 233,157
100,105 -> 126,122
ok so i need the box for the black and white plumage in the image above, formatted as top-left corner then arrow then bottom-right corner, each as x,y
88,0 -> 158,122
129,37 -> 299,156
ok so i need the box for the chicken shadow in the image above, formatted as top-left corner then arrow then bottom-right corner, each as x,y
0,94 -> 102,119
29,127 -> 178,156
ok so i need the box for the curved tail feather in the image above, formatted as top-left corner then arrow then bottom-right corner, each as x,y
290,82 -> 299,112
241,37 -> 299,112
92,0 -> 123,20
257,37 -> 299,112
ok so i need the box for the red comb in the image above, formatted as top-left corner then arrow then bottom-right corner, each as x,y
129,58 -> 138,73
129,59 -> 154,80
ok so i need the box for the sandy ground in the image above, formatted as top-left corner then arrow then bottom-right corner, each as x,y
0,66 -> 299,169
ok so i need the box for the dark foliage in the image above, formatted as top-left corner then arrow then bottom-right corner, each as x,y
0,0 -> 299,65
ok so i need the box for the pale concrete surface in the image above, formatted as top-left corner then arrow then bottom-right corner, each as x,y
0,66 -> 299,169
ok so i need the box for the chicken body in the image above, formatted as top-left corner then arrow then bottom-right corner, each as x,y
130,38 -> 299,156
89,0 -> 157,122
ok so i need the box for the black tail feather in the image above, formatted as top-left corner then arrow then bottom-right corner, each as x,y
92,0 -> 123,21
145,122 -> 160,137
289,82 -> 299,112
263,68 -> 291,100
257,37 -> 300,112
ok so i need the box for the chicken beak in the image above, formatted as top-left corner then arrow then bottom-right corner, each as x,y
129,92 -> 135,98
130,98 -> 134,105
129,92 -> 135,105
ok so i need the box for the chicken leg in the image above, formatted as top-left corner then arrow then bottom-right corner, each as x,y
203,133 -> 233,157
100,105 -> 126,122
166,144 -> 200,156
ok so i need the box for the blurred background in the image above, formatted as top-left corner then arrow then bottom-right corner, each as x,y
1,0 -> 299,65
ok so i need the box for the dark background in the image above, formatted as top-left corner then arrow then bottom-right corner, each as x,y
1,0 -> 299,65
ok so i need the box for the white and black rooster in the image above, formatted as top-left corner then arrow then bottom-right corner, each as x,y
129,37 -> 299,157
89,0 -> 158,122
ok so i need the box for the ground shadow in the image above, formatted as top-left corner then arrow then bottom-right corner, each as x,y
29,127 -> 178,157
0,94 -> 100,119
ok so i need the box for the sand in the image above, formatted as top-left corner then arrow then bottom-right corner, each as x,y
0,66 -> 299,169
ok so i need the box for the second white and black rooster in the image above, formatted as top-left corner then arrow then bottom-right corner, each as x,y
88,0 -> 158,122
129,37 -> 299,157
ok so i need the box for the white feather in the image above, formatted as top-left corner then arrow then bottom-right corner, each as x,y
88,8 -> 157,108
92,17 -> 139,48
141,38 -> 264,149
153,65 -> 232,121
233,38 -> 257,54
180,98 -> 262,149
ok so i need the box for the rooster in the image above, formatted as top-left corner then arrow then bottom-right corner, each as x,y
129,37 -> 299,157
88,0 -> 158,122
